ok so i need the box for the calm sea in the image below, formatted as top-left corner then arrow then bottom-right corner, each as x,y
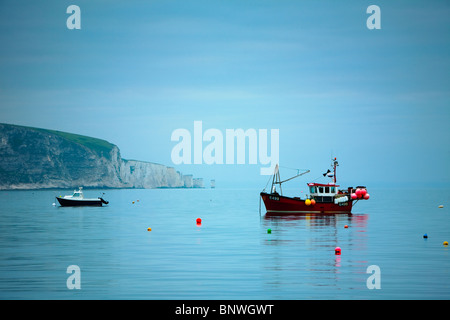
0,187 -> 449,300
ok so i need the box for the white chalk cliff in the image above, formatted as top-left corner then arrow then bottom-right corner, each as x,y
0,123 -> 198,190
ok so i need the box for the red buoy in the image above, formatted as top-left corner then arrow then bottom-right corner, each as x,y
196,218 -> 202,224
351,193 -> 357,200
363,193 -> 370,200
335,247 -> 341,255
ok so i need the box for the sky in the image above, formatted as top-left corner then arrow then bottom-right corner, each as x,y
1,0 -> 449,189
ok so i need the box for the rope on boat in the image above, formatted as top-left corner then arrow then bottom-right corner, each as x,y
261,174 -> 273,192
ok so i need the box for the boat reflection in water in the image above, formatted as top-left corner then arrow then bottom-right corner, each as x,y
260,212 -> 370,296
262,212 -> 368,229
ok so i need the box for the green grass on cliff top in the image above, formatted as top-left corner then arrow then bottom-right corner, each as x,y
2,123 -> 116,157
42,129 -> 115,157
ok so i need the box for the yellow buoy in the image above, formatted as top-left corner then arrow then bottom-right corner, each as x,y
438,205 -> 444,208
305,199 -> 311,206
444,241 -> 448,246
147,227 -> 152,232
132,201 -> 135,204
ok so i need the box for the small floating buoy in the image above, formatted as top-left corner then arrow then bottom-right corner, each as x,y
147,227 -> 152,232
52,203 -> 56,206
438,205 -> 444,208
267,228 -> 272,234
196,218 -> 202,224
132,201 -> 135,204
423,234 -> 428,239
335,247 -> 341,255
444,241 -> 449,246
344,225 -> 348,228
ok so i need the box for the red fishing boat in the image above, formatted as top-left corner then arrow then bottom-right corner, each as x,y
260,158 -> 369,215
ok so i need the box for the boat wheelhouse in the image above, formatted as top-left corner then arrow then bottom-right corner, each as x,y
308,183 -> 339,203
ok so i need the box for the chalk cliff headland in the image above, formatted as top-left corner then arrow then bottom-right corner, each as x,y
0,123 -> 201,190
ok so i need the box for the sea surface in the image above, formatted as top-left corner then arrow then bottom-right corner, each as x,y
0,187 -> 449,300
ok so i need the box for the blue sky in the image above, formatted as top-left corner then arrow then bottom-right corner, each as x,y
1,0 -> 449,188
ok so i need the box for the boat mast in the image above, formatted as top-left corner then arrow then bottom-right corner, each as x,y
271,164 -> 282,195
332,158 -> 338,183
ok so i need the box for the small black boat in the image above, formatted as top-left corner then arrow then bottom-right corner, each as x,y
56,187 -> 109,207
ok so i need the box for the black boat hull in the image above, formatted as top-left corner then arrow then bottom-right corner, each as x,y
56,197 -> 107,207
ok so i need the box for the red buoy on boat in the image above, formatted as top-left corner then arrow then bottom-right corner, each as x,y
351,193 -> 357,200
364,193 -> 370,200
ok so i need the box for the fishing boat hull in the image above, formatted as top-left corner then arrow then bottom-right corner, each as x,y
260,192 -> 353,215
56,196 -> 108,207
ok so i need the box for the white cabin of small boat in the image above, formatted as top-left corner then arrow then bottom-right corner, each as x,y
72,191 -> 83,198
64,187 -> 84,199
